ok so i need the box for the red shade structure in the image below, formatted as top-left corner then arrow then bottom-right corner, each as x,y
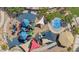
29,39 -> 40,51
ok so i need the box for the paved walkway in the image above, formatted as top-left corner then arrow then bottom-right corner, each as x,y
73,35 -> 79,52
0,10 -> 5,28
48,22 -> 66,34
31,42 -> 57,52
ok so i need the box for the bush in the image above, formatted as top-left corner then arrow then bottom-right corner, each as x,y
5,7 -> 25,17
46,12 -> 64,22
67,47 -> 72,52
1,44 -> 8,50
73,27 -> 79,34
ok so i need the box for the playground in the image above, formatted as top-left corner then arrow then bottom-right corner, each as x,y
0,10 -> 74,52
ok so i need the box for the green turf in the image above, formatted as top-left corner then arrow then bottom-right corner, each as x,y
68,7 -> 79,16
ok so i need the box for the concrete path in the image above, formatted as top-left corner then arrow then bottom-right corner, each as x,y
0,10 -> 5,28
2,12 -> 11,43
73,35 -> 79,52
31,42 -> 57,52
48,22 -> 66,34
3,13 -> 10,33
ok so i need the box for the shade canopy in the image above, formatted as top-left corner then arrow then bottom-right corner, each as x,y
42,31 -> 57,42
7,38 -> 21,48
21,19 -> 30,28
51,17 -> 61,29
29,39 -> 40,51
59,31 -> 74,47
17,12 -> 36,22
19,31 -> 28,41
36,16 -> 45,25
35,31 -> 57,42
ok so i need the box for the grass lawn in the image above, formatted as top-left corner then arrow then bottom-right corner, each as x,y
46,12 -> 63,22
68,7 -> 79,16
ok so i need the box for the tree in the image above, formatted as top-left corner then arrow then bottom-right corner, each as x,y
37,7 -> 48,17
5,7 -> 25,17
37,8 -> 65,22
46,11 -> 64,22
1,44 -> 8,50
64,14 -> 73,25
73,27 -> 79,34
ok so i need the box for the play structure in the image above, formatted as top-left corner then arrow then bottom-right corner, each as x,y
19,31 -> 28,43
18,19 -> 34,43
1,10 -> 70,52
51,17 -> 61,31
48,17 -> 66,34
21,19 -> 30,28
